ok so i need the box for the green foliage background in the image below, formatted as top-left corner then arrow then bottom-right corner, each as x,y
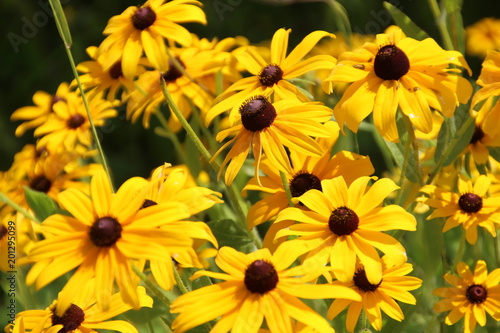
0,0 -> 498,182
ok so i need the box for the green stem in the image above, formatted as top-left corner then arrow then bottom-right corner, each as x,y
494,232 -> 500,270
426,116 -> 475,185
47,0 -> 113,191
427,0 -> 454,50
132,264 -> 172,306
452,231 -> 466,271
154,111 -> 189,166
280,171 -> 294,207
173,267 -> 190,294
0,193 -> 40,237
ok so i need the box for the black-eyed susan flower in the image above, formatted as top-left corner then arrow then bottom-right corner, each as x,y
466,18 -> 500,57
328,256 -> 422,332
12,279 -> 152,333
11,82 -> 70,137
75,46 -> 144,102
418,175 -> 500,244
126,45 -> 217,131
471,50 -> 500,117
205,28 -> 336,126
323,28 -> 472,142
34,92 -> 117,151
212,96 -> 333,185
98,0 -> 206,79
434,260 -> 500,333
274,176 -> 417,284
467,97 -> 500,164
243,121 -> 374,231
170,245 -> 361,333
143,163 -> 220,291
26,169 -> 195,312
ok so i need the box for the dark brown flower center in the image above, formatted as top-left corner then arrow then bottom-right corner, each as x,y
162,58 -> 185,83
0,225 -> 7,240
141,199 -> 158,209
374,45 -> 410,81
289,172 -> 322,198
328,206 -> 359,236
466,284 -> 487,304
89,216 -> 122,247
109,61 -> 123,79
132,7 -> 156,30
353,268 -> 381,292
470,126 -> 485,144
67,114 -> 86,129
51,303 -> 85,333
244,259 -> 279,294
239,96 -> 277,132
259,64 -> 284,86
458,193 -> 483,213
29,175 -> 52,193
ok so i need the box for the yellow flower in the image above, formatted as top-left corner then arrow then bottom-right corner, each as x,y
205,28 -> 336,126
243,121 -> 374,236
170,245 -> 361,333
212,96 -> 333,185
12,279 -> 152,333
26,169 -> 193,312
434,260 -> 500,333
328,256 -> 422,332
418,175 -> 500,244
126,45 -> 217,131
467,96 -> 500,164
75,46 -> 144,102
10,82 -> 70,137
274,176 -> 417,284
98,0 -> 206,78
323,28 -> 472,142
466,18 -> 500,57
34,92 -> 117,151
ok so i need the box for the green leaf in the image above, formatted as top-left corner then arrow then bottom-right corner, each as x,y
208,219 -> 253,253
384,113 -> 421,184
488,147 -> 500,164
435,108 -> 475,167
48,0 -> 72,47
23,186 -> 58,221
383,2 -> 429,40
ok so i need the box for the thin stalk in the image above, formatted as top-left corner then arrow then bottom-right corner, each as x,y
427,0 -> 454,50
173,267 -> 190,294
426,116 -> 475,185
495,232 -> 500,270
280,170 -> 294,207
154,110 -> 189,166
132,264 -> 172,306
47,0 -> 113,190
0,193 -> 40,225
452,231 -> 466,271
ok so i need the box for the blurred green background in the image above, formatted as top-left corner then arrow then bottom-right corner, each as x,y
1,0 -> 498,183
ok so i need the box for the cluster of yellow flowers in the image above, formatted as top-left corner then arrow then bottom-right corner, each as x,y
2,1 -> 500,333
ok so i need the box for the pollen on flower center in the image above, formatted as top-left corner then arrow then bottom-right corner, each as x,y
328,206 -> 359,236
289,172 -> 322,198
132,7 -> 156,30
109,61 -> 123,79
89,216 -> 122,247
470,126 -> 485,144
239,96 -> 277,132
353,268 -> 381,292
466,284 -> 488,304
51,303 -> 85,333
259,64 -> 284,86
141,199 -> 158,209
67,114 -> 86,129
29,175 -> 52,193
162,58 -> 185,83
244,259 -> 279,294
374,45 -> 410,81
0,225 -> 7,240
458,193 -> 483,213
